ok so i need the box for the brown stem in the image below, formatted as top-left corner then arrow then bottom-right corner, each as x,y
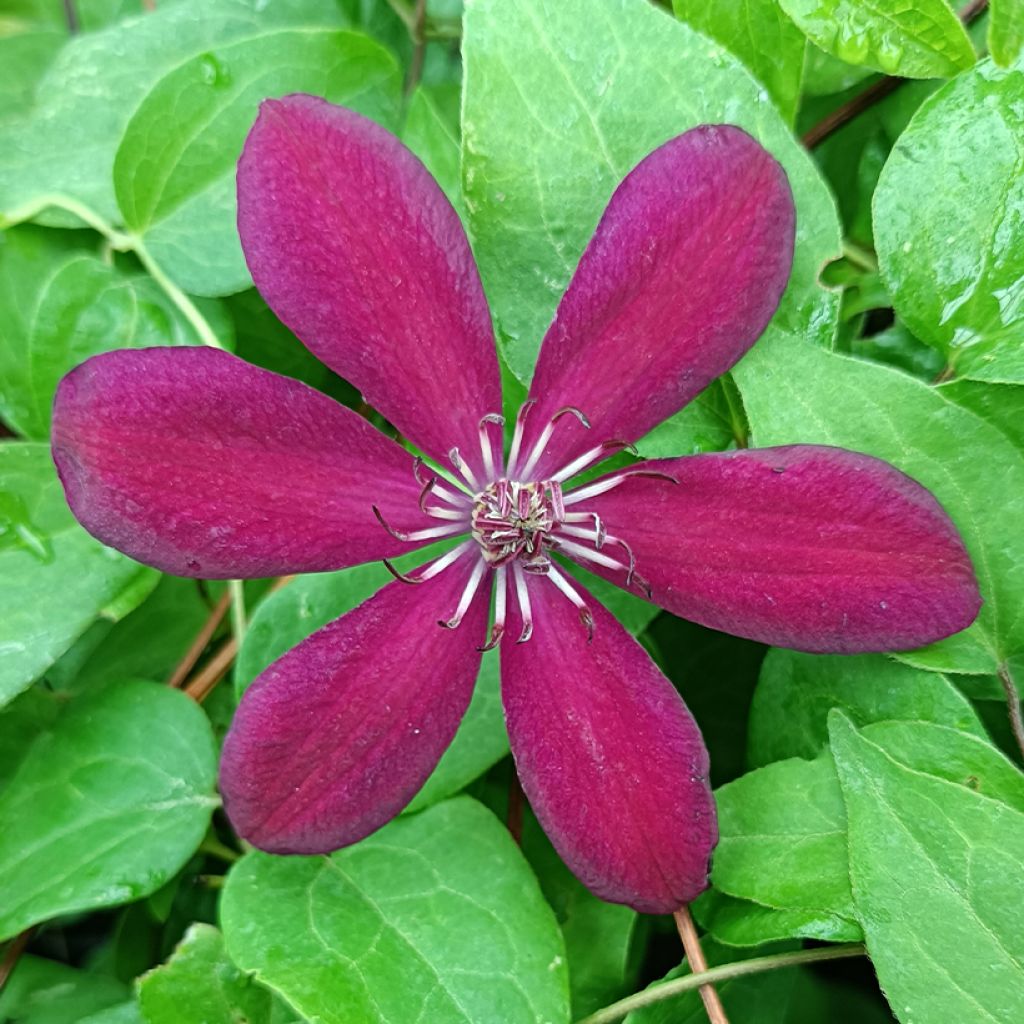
998,663 -> 1024,761
507,770 -> 525,844
0,928 -> 36,992
62,0 -> 79,33
803,0 -> 989,149
183,637 -> 238,703
673,905 -> 730,1024
167,588 -> 232,688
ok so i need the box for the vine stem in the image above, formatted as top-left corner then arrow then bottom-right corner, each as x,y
1,194 -> 224,350
575,944 -> 866,1024
674,906 -> 729,1024
997,662 -> 1024,761
228,579 -> 248,644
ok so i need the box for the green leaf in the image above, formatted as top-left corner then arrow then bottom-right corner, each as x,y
734,333 -> 1024,675
777,0 -> 976,78
0,443 -> 158,706
635,378 -> 743,458
221,797 -> 570,1024
940,379 -> 1024,450
830,712 -> 1024,1024
402,83 -> 464,215
990,0 -> 1024,66
712,754 -> 859,935
65,576 -> 214,693
0,0 -> 350,226
113,28 -> 401,297
138,923 -> 273,1024
0,225 -> 228,438
0,956 -> 129,1024
712,718 -> 1024,948
236,561 -> 509,811
0,681 -> 217,940
624,939 -> 797,1024
671,0 -> 806,123
522,810 -> 641,1018
874,57 -> 1024,384
693,888 -> 864,946
748,649 -> 986,766
461,0 -> 841,384
0,28 -> 65,122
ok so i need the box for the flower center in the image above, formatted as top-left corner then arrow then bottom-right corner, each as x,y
373,403 -> 672,648
470,479 -> 563,567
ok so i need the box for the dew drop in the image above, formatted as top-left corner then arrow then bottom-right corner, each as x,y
198,52 -> 230,87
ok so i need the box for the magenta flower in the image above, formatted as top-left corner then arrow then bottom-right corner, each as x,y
51,95 -> 980,914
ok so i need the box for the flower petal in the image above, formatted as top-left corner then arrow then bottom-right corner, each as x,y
574,446 -> 981,653
51,347 -> 449,578
502,579 -> 716,913
220,555 -> 490,853
237,94 -> 502,472
518,125 -> 794,479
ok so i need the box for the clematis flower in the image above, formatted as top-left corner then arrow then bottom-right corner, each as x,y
51,95 -> 981,914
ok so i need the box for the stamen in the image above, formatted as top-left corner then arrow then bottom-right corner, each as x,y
479,565 -> 507,651
550,439 -> 636,484
564,511 -> 606,547
505,399 -> 536,479
438,556 -> 488,630
545,564 -> 594,641
478,413 -> 505,483
512,562 -> 533,643
449,447 -> 481,493
551,536 -> 629,573
414,456 -> 471,506
517,405 -> 590,482
423,506 -> 469,522
373,505 -> 467,543
563,468 -> 678,506
548,480 -> 565,522
383,540 -> 475,584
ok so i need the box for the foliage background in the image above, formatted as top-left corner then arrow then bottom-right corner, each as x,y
1,0 -> 1023,1022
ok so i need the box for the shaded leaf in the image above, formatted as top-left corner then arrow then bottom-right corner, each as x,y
748,649 -> 985,767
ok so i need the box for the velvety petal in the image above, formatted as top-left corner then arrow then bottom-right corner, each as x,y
220,555 -> 489,853
51,347 -> 445,578
519,125 -> 795,480
574,446 -> 981,653
237,94 -> 501,472
502,579 -> 716,914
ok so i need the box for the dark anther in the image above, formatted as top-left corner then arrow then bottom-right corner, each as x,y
516,620 -> 534,644
478,624 -> 505,652
579,607 -> 594,642
383,558 -> 424,584
553,406 -> 591,429
372,505 -> 411,541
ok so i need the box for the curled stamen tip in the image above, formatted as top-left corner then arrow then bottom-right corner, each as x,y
477,625 -> 505,652
633,572 -> 653,600
383,558 -> 423,584
480,412 -> 506,427
579,607 -> 594,642
373,505 -> 411,541
631,469 -> 680,485
437,617 -> 461,630
448,447 -> 464,469
553,405 -> 591,429
516,621 -> 534,644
